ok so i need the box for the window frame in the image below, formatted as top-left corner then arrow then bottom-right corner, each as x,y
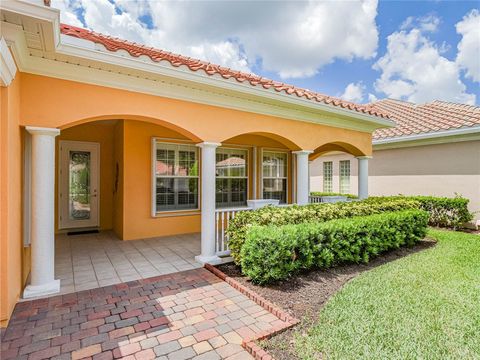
323,161 -> 333,193
151,138 -> 200,216
215,147 -> 249,209
260,149 -> 289,204
339,160 -> 351,194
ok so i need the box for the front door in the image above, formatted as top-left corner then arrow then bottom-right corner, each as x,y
59,140 -> 100,229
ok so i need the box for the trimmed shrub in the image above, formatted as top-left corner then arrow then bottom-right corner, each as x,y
240,210 -> 429,284
310,192 -> 358,199
365,195 -> 473,229
227,198 -> 421,264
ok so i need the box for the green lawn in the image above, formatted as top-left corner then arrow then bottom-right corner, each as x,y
295,229 -> 480,360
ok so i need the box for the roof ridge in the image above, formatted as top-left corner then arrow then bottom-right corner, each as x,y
59,23 -> 390,119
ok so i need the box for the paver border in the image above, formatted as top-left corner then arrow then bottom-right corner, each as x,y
204,264 -> 300,360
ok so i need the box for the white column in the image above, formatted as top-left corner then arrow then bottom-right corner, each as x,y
196,142 -> 222,265
357,156 -> 371,200
293,150 -> 313,205
24,126 -> 60,298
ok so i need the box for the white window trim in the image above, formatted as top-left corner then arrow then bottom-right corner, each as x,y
215,146 -> 249,209
339,160 -> 351,194
260,148 -> 289,204
151,138 -> 200,216
323,161 -> 333,193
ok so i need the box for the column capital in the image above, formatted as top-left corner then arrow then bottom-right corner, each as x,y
196,141 -> 221,149
26,126 -> 60,137
356,155 -> 372,160
292,150 -> 314,155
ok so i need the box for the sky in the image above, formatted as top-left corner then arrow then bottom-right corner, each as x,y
52,0 -> 480,105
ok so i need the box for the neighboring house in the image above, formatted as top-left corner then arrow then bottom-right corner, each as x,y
310,99 -> 480,222
0,1 -> 393,325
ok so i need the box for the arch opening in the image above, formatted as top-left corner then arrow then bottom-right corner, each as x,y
220,132 -> 301,151
59,114 -> 203,143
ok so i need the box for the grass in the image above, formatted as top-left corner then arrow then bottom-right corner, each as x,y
294,229 -> 480,360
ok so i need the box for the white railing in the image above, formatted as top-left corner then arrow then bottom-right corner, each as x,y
215,207 -> 253,256
309,195 -> 324,203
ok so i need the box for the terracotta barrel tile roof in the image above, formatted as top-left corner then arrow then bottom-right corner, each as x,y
371,99 -> 480,140
60,24 -> 389,119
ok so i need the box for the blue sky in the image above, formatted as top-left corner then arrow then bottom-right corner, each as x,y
53,0 -> 480,105
292,1 -> 480,103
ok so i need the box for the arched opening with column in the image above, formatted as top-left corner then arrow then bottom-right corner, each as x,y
309,141 -> 371,200
23,115 -> 206,298
218,132 -> 302,206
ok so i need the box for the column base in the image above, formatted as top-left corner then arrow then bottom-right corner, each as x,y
195,254 -> 223,265
23,279 -> 60,299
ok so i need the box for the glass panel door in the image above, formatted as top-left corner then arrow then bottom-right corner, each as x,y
59,141 -> 100,229
69,151 -> 91,220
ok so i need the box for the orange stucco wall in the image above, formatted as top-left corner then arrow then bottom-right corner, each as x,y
0,75 -> 26,327
19,73 -> 372,155
112,121 -> 124,239
122,120 -> 201,240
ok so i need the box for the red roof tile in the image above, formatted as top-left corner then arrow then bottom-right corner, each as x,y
371,99 -> 480,140
60,24 -> 389,120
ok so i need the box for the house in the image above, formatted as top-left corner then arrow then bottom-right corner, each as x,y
0,0 -> 394,326
310,98 -> 480,223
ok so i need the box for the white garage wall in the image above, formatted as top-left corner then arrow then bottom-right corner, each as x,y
309,140 -> 480,221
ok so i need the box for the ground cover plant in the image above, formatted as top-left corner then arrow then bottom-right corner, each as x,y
240,209 -> 428,284
293,229 -> 480,360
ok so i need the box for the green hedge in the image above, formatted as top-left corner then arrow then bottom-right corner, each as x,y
227,198 -> 420,264
240,210 -> 429,284
365,195 -> 473,229
310,192 -> 358,199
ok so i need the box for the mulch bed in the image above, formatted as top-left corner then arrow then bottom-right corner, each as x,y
217,239 -> 437,360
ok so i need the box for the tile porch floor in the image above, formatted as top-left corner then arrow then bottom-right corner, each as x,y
55,232 -> 203,295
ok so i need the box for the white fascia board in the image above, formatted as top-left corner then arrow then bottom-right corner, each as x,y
0,37 -> 17,86
57,39 -> 394,130
373,126 -> 480,149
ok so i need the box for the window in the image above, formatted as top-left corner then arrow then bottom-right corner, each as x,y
339,160 -> 350,194
216,148 -> 248,208
262,151 -> 287,204
154,141 -> 199,212
323,161 -> 333,192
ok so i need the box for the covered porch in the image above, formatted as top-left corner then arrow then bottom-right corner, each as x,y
54,231 -> 202,295
22,117 -> 372,299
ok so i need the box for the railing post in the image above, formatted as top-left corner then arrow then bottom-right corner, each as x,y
293,150 -> 314,205
356,156 -> 371,200
196,142 -> 222,264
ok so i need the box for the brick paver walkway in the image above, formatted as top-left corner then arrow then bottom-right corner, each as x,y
1,268 -> 287,359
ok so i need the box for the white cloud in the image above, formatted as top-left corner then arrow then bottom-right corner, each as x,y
368,93 -> 378,102
340,82 -> 366,103
401,14 -> 441,33
456,9 -> 480,83
373,24 -> 476,105
51,0 -> 83,27
51,0 -> 380,79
